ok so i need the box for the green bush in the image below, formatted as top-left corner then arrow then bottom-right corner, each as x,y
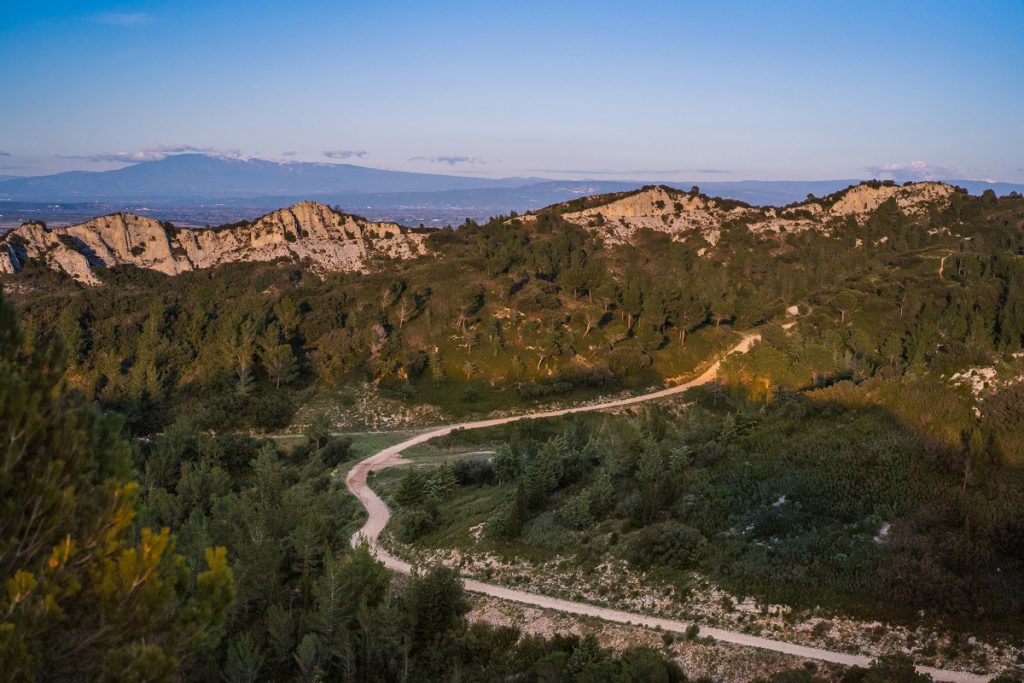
624,521 -> 705,570
394,506 -> 439,543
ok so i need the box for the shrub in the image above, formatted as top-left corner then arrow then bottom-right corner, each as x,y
394,507 -> 438,543
452,458 -> 495,486
608,347 -> 649,376
623,522 -> 705,570
318,437 -> 353,468
841,654 -> 932,682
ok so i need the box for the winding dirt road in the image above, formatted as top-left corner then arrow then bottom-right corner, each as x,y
345,333 -> 989,683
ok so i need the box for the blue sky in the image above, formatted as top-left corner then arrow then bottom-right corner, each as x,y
1,1 -> 1022,182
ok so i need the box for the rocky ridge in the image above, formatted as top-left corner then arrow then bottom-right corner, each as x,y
553,181 -> 959,247
0,201 -> 428,284
0,182 -> 964,283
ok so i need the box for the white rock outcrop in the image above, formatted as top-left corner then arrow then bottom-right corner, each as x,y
0,201 -> 428,284
554,182 -> 959,248
826,181 -> 955,216
561,187 -> 728,245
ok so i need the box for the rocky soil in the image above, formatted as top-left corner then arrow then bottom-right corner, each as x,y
467,594 -> 845,681
390,541 -> 1022,677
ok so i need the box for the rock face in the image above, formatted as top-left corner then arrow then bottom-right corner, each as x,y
0,201 -> 428,284
561,187 -> 733,246
556,181 -> 959,248
823,181 -> 956,216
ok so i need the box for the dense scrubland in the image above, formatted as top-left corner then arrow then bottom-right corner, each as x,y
3,182 -> 1024,680
388,400 -> 1024,628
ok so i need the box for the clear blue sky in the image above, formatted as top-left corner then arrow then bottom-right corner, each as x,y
1,0 -> 1022,182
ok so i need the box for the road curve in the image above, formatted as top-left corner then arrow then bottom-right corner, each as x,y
344,333 -> 989,683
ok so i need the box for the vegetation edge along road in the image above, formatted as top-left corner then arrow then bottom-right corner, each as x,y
344,332 -> 989,683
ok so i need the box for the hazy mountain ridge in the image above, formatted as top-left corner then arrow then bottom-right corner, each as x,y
0,154 -> 542,200
1,156 -> 1019,230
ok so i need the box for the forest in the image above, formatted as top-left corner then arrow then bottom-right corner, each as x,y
0,290 -> 697,682
3,183 -> 1024,680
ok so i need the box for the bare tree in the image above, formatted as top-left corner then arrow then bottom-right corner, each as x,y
397,297 -> 413,328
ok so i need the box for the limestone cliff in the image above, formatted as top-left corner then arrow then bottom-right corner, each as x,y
0,201 -> 428,284
552,181 -> 959,248
559,186 -> 736,246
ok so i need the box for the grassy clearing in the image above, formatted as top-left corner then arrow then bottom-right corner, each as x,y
346,430 -> 420,458
270,428 -> 421,460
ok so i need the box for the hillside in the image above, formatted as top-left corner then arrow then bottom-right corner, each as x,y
545,181 -> 960,248
4,178 -> 1021,436
6,181 -> 1023,450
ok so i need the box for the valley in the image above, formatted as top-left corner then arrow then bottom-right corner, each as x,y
4,180 -> 1023,681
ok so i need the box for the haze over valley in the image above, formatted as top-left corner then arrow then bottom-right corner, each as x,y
2,153 -> 1021,229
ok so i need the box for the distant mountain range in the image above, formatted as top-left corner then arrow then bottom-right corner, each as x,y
0,154 -> 1020,227
0,155 -> 544,199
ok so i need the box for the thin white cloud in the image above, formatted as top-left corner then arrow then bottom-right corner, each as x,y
526,167 -> 732,176
59,145 -> 242,163
864,161 -> 958,182
409,155 -> 485,165
91,12 -> 154,26
323,149 -> 367,159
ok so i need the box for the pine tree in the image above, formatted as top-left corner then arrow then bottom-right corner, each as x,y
621,273 -> 644,330
223,632 -> 264,683
272,296 -> 302,343
259,325 -> 299,390
428,462 -> 457,498
491,444 -> 522,483
402,565 -> 468,657
394,469 -> 429,508
220,316 -> 257,395
0,292 -> 234,681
